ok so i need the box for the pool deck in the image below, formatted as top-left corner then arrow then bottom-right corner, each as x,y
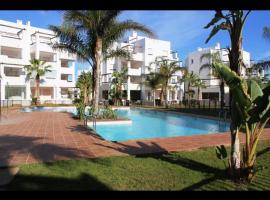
1,107 -> 270,167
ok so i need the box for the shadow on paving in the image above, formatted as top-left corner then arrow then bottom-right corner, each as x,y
6,173 -> 109,190
0,134 -> 98,189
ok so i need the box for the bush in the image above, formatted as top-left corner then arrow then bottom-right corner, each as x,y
74,98 -> 86,121
32,97 -> 37,105
98,106 -> 117,119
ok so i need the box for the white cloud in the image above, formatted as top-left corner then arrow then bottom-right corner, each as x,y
119,11 -> 214,50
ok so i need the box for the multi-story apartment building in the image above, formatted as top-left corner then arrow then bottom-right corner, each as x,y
100,31 -> 184,104
185,42 -> 263,105
0,19 -> 76,106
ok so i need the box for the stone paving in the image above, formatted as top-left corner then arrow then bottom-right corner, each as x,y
0,108 -> 270,167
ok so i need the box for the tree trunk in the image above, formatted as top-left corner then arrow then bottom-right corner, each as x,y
220,80 -> 225,110
93,38 -> 102,115
165,84 -> 169,108
36,76 -> 40,105
231,128 -> 241,170
197,87 -> 200,101
153,90 -> 156,107
228,32 -> 243,171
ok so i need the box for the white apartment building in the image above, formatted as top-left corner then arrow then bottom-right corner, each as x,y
0,19 -> 76,106
100,31 -> 184,105
185,42 -> 262,105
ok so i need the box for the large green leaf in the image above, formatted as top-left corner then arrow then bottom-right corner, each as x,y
248,83 -> 270,123
247,79 -> 263,102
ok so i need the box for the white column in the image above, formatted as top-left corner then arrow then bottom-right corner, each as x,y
0,64 -> 5,101
35,33 -> 40,59
26,82 -> 31,100
167,89 -> 170,102
127,61 -> 131,101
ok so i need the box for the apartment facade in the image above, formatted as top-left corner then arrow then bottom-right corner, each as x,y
0,19 -> 76,105
185,43 -> 262,105
100,31 -> 184,105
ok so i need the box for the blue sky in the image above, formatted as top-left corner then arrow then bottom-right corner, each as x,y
0,10 -> 269,76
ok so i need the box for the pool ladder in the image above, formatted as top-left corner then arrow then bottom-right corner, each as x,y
84,114 -> 97,131
218,110 -> 229,125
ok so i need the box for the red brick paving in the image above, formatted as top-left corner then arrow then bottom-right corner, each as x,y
0,108 -> 270,167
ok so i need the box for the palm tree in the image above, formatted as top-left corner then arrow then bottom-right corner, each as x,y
24,59 -> 51,105
76,71 -> 92,105
200,52 -> 226,110
214,61 -> 270,182
50,10 -> 154,115
144,72 -> 161,107
193,78 -> 207,102
150,57 -> 182,108
182,71 -> 197,102
263,26 -> 270,40
109,67 -> 128,106
205,10 -> 251,171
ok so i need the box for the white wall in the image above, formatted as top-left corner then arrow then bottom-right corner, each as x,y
0,19 -> 76,103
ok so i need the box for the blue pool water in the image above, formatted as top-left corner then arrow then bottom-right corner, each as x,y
96,109 -> 230,142
21,107 -> 230,142
21,106 -> 77,113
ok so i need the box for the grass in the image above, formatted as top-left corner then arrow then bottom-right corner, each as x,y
6,140 -> 270,191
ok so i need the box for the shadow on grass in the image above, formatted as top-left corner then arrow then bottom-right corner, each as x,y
94,141 -> 228,190
6,173 -> 109,190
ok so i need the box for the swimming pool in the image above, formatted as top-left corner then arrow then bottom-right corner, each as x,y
95,108 -> 230,142
21,106 -> 77,113
21,107 -> 230,142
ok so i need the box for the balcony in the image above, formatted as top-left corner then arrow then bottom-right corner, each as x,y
59,51 -> 76,60
128,68 -> 141,76
1,46 -> 22,59
0,31 -> 23,48
39,51 -> 57,62
130,76 -> 141,84
131,52 -> 143,61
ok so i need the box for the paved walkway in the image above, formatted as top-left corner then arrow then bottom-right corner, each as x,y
1,108 -> 270,167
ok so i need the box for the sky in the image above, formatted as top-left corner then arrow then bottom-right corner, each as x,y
0,10 -> 269,76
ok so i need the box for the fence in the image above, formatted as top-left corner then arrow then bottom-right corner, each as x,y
138,99 -> 229,110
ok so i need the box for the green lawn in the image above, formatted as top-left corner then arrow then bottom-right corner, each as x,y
7,140 -> 270,191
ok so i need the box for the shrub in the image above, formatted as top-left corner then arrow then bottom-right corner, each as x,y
98,106 -> 117,119
32,97 -> 37,105
73,98 -> 86,121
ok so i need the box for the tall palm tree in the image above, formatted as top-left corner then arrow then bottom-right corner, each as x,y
151,57 -> 182,108
205,10 -> 251,171
50,10 -> 154,115
109,67 -> 128,106
193,78 -> 207,102
24,59 -> 51,105
144,72 -> 161,107
263,26 -> 270,40
76,71 -> 92,105
200,52 -> 226,110
182,71 -> 197,102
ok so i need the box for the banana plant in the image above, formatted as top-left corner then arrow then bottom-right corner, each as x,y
214,62 -> 270,182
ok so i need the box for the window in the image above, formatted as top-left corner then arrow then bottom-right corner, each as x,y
67,75 -> 73,82
202,92 -> 219,100
61,74 -> 72,82
5,86 -> 26,100
148,48 -> 153,55
191,59 -> 194,64
45,70 -> 56,79
162,50 -> 168,57
4,67 -> 23,77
